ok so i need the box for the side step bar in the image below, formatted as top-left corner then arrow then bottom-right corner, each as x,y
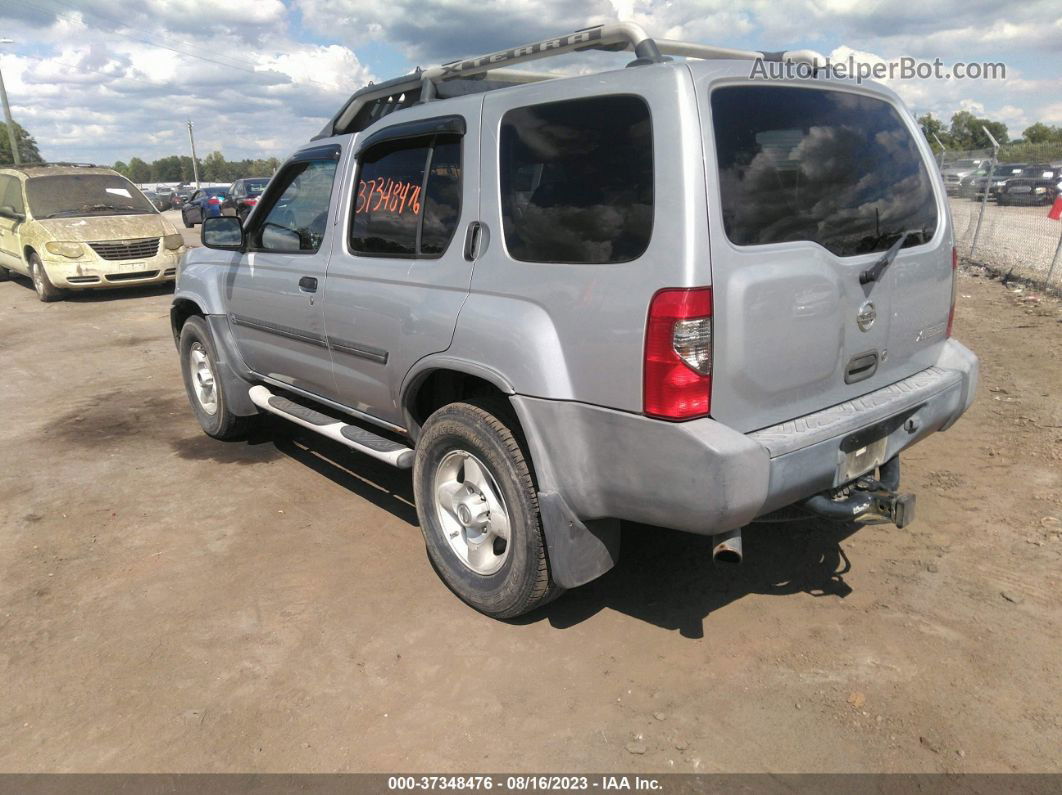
248,385 -> 414,469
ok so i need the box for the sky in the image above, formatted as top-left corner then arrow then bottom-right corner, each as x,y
0,0 -> 1059,165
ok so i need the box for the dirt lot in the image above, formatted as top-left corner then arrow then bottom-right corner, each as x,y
0,266 -> 1059,773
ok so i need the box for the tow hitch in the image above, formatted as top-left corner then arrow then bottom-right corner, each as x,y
801,456 -> 916,529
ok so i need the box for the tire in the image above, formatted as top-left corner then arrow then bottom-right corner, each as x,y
0,265 -> 10,281
178,315 -> 254,440
29,254 -> 63,302
182,210 -> 193,229
413,398 -> 562,619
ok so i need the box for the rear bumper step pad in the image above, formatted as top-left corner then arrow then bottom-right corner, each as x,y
249,385 -> 414,469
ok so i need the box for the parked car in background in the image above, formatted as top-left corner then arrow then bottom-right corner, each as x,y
965,163 -> 1029,200
155,185 -> 175,208
941,158 -> 985,195
220,177 -> 270,222
0,163 -> 185,301
170,185 -> 194,209
997,166 -> 1061,206
141,189 -> 170,212
180,186 -> 229,227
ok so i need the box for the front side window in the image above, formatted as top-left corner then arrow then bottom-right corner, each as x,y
711,85 -> 938,257
500,95 -> 653,264
251,159 -> 338,253
0,175 -> 24,215
350,133 -> 462,258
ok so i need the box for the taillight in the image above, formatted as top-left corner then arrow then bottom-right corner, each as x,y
208,197 -> 220,205
946,246 -> 958,337
644,287 -> 713,420
242,198 -> 257,206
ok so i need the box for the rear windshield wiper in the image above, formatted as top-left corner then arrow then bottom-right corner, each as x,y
860,232 -> 910,285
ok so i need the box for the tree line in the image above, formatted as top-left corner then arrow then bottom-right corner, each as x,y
918,110 -> 1062,156
0,122 -> 44,164
112,151 -> 280,185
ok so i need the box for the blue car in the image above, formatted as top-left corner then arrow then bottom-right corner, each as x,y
180,186 -> 229,227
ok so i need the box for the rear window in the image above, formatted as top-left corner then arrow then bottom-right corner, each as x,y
711,86 -> 938,257
500,95 -> 653,264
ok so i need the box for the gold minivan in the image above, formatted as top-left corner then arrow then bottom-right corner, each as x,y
0,163 -> 186,302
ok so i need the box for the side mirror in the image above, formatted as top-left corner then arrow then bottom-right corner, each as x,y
0,205 -> 24,222
202,215 -> 244,251
260,223 -> 302,252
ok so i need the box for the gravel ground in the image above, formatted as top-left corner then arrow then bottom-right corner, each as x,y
0,267 -> 1058,773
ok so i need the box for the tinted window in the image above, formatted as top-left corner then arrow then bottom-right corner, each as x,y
350,134 -> 461,257
252,159 -> 338,253
500,95 -> 653,264
711,86 -> 938,256
420,138 -> 461,255
0,175 -> 24,214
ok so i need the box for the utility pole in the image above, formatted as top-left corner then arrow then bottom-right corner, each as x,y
970,125 -> 1000,261
0,39 -> 20,165
186,120 -> 200,188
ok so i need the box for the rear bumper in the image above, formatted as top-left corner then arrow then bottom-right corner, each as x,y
513,339 -> 978,536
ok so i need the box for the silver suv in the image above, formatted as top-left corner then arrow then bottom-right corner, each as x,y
172,23 -> 979,618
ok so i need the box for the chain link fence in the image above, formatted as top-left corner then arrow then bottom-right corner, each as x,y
941,143 -> 1062,291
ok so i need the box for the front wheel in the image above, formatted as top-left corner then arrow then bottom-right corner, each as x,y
413,399 -> 561,619
179,315 -> 254,440
0,264 -> 10,281
29,254 -> 63,302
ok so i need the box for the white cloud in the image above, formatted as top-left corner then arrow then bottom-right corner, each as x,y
0,8 -> 372,164
1,0 -> 1060,164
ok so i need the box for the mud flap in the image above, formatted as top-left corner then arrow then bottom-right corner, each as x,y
205,314 -> 258,416
537,491 -> 620,589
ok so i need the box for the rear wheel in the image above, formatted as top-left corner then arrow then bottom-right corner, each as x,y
413,399 -> 561,619
0,264 -> 10,281
179,315 -> 253,440
182,209 -> 194,228
29,254 -> 63,302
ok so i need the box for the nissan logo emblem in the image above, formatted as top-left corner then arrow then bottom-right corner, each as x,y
857,301 -> 877,332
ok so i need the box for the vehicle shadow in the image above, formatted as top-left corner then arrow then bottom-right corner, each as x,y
5,274 -> 174,303
228,418 -> 859,636
521,518 -> 860,638
267,418 -> 419,527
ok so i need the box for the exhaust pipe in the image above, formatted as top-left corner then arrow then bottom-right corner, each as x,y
712,528 -> 743,564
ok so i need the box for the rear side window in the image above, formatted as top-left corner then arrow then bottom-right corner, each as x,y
500,95 -> 653,264
350,134 -> 462,258
711,86 -> 938,257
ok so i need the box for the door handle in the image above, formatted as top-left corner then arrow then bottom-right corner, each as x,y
298,276 -> 318,293
463,221 -> 482,261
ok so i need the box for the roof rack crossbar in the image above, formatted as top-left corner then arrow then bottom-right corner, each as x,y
319,21 -> 827,138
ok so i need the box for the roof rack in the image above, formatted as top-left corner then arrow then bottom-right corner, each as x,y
318,21 -> 826,138
0,161 -> 98,170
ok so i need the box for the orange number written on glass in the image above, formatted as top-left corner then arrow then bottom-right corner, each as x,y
355,177 -> 421,216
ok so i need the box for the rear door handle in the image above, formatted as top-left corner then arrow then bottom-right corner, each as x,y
463,221 -> 482,261
298,276 -> 318,293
